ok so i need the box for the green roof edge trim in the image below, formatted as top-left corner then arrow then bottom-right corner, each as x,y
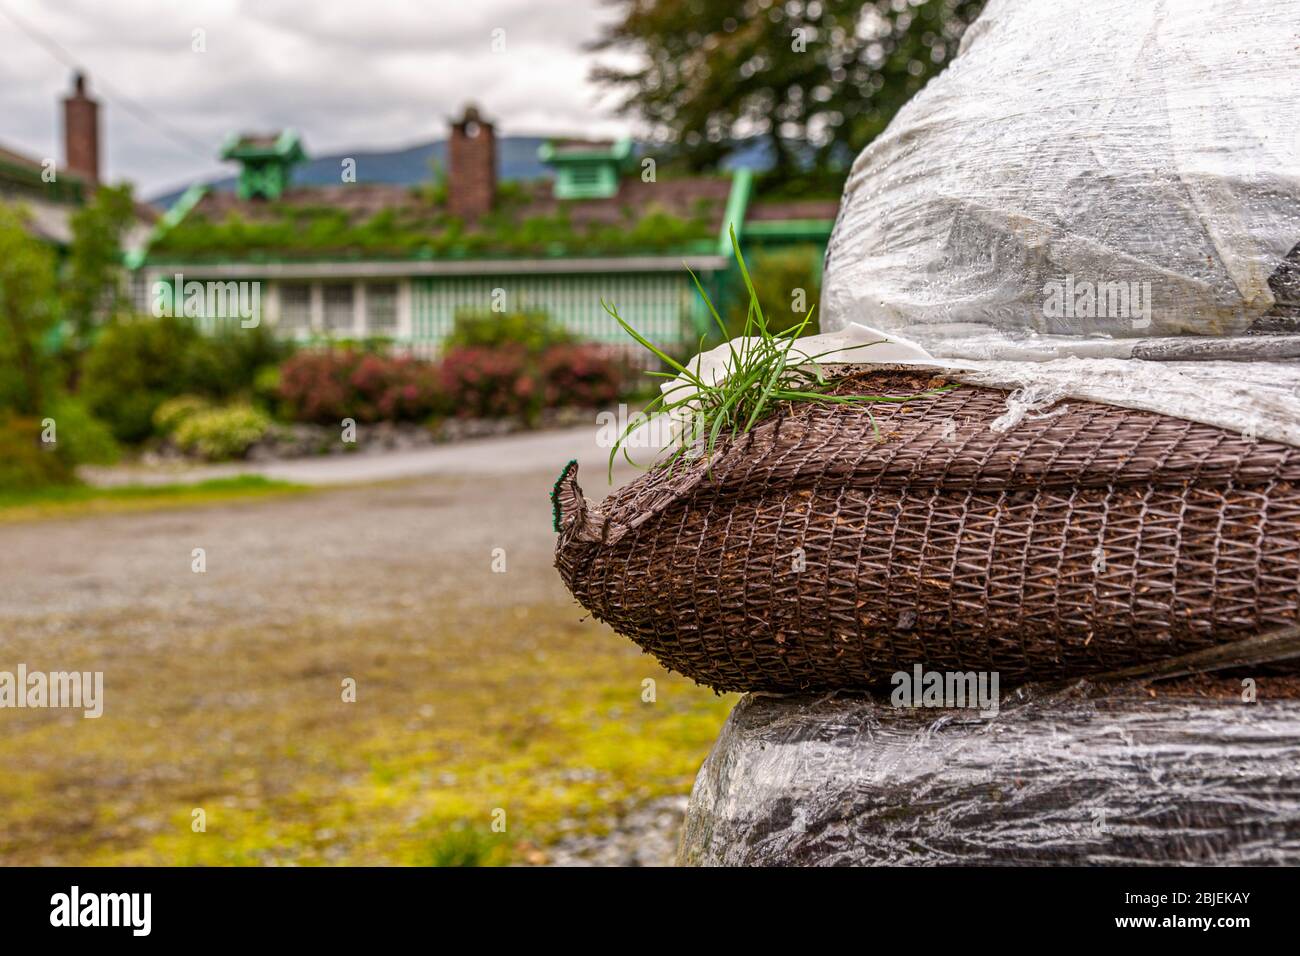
718,168 -> 753,256
220,128 -> 306,162
127,183 -> 209,269
138,240 -> 725,268
276,129 -> 303,157
743,218 -> 834,241
537,138 -> 634,165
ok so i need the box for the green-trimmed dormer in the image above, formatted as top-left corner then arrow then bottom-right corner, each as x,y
538,137 -> 633,200
221,130 -> 306,201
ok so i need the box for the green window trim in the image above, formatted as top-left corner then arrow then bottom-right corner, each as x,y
538,138 -> 634,200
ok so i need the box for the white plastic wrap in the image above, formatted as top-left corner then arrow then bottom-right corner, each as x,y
664,6 -> 1300,863
821,0 -> 1300,350
960,355 -> 1300,446
656,322 -> 1300,448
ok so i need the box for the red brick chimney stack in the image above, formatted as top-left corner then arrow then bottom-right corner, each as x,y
63,71 -> 100,186
448,104 -> 496,219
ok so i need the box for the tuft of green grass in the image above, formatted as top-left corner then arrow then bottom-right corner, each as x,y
414,825 -> 510,867
600,226 -> 955,481
0,475 -> 310,522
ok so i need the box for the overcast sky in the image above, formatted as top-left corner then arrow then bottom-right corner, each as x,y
0,0 -> 639,199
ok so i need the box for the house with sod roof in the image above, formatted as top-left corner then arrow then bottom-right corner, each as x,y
1,73 -> 156,254
129,105 -> 838,353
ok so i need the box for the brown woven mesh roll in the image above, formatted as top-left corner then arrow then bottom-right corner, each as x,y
554,370 -> 1300,692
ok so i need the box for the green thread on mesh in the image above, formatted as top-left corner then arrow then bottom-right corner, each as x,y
551,459 -> 579,532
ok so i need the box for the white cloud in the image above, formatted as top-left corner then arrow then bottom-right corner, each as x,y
0,0 -> 640,198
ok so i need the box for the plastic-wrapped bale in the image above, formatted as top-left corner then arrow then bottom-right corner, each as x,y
819,0 -> 1300,352
553,371 -> 1300,692
678,680 -> 1300,866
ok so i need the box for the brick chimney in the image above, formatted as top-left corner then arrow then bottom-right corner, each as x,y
448,104 -> 496,219
63,71 -> 99,186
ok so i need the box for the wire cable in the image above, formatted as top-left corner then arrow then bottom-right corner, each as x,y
0,0 -> 213,161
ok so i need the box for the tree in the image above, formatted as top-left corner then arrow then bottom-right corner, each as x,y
62,183 -> 138,350
0,204 -> 59,415
591,0 -> 985,190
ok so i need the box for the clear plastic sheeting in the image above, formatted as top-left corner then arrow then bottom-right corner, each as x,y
958,356 -> 1300,447
659,321 -> 1300,447
820,0 -> 1300,350
679,687 -> 1300,866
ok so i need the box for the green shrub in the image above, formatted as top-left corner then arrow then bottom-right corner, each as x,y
321,336 -> 394,354
172,405 -> 270,461
181,324 -> 296,400
81,316 -> 203,442
252,365 -> 282,413
152,395 -> 211,435
81,316 -> 297,443
0,205 -> 60,416
45,396 -> 120,466
0,415 -> 74,491
445,310 -> 574,355
0,397 -> 119,491
61,184 -> 137,350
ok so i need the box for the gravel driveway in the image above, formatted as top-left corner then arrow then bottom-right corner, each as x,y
0,430 -> 727,865
81,423 -> 626,487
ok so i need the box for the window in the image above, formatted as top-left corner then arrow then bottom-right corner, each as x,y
131,272 -> 152,315
323,284 -> 355,335
278,283 -> 312,332
365,282 -> 398,335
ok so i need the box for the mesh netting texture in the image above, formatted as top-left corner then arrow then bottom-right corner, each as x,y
554,371 -> 1300,692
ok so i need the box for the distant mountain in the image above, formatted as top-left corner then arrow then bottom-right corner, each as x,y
147,136 -> 552,208
147,136 -> 780,210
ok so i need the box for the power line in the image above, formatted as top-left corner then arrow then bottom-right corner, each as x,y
0,0 -> 214,162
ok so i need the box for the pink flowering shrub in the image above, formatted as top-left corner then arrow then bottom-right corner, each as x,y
537,343 -> 630,409
437,345 -> 538,420
277,338 -> 632,426
277,350 -> 443,424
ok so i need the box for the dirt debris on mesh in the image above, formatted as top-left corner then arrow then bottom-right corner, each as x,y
555,369 -> 1300,693
1134,673 -> 1300,700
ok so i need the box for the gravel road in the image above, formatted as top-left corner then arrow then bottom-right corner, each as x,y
82,422 -> 647,487
7,425 -> 633,630
0,429 -> 710,865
